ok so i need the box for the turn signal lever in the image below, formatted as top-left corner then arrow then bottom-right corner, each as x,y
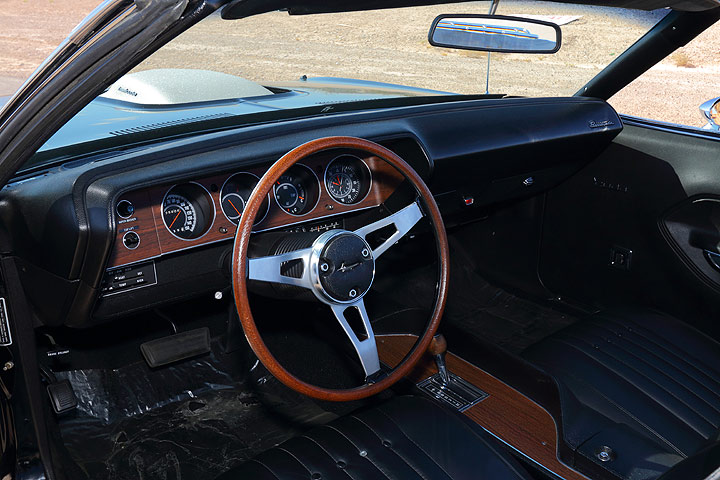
428,334 -> 449,385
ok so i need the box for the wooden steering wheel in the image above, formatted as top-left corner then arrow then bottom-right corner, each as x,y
232,136 -> 449,401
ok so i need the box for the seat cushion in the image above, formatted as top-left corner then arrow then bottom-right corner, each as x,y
216,395 -> 531,480
523,310 -> 720,460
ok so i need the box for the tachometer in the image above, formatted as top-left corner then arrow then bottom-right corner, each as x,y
162,183 -> 214,240
325,155 -> 371,205
273,164 -> 319,216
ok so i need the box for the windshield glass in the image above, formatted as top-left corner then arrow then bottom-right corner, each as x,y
139,3 -> 666,98
24,2 -> 669,173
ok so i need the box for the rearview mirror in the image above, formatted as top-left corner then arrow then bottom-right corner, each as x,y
429,14 -> 561,54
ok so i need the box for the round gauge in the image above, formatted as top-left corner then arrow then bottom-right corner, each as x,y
163,194 -> 197,238
274,164 -> 319,216
325,155 -> 371,205
220,173 -> 268,225
221,193 -> 245,223
162,183 -> 214,240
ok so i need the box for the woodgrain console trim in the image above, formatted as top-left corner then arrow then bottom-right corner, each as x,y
107,151 -> 405,268
377,334 -> 590,480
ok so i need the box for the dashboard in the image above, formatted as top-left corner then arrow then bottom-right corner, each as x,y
0,96 -> 623,327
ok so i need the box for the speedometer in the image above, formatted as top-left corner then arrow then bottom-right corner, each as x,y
163,194 -> 197,238
324,155 -> 371,205
162,183 -> 214,240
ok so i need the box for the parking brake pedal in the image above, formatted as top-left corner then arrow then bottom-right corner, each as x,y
140,327 -> 211,368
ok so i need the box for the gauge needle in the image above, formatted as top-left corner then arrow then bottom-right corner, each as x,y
228,200 -> 242,216
299,196 -> 304,201
169,210 -> 181,229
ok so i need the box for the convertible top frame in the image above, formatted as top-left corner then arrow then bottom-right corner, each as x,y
577,8 -> 720,99
221,0 -> 720,18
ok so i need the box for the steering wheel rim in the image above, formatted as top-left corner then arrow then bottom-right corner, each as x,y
232,136 -> 449,402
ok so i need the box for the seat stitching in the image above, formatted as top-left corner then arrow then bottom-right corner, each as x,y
248,459 -> 282,480
597,316 -> 720,387
556,334 -> 714,435
592,324 -> 720,404
348,414 -> 429,480
299,434 -> 355,480
374,408 -> 455,480
600,316 -> 720,386
593,328 -> 720,420
542,338 -> 688,456
276,447 -> 313,477
554,362 -> 688,457
562,332 -> 719,431
322,424 -> 393,480
372,400 -> 532,480
400,399 -> 534,480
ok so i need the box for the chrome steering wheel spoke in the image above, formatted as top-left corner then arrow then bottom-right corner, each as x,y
247,200 -> 425,380
354,200 -> 424,258
247,247 -> 314,289
329,299 -> 381,379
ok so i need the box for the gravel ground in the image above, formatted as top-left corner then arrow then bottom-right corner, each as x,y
1,0 -> 719,128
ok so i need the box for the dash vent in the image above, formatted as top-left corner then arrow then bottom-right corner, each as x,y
109,113 -> 233,136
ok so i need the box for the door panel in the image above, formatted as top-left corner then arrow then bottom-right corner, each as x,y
539,121 -> 720,338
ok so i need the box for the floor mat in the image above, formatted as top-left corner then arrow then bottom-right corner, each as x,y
56,343 -> 336,480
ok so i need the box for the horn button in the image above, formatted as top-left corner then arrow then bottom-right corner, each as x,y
314,232 -> 375,303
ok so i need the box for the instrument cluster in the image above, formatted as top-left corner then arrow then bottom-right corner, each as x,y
106,147 -> 410,270
157,156 -> 374,240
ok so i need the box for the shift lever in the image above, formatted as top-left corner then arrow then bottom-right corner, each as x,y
428,334 -> 450,384
419,333 -> 488,410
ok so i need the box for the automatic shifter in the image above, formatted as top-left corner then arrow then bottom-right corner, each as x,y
428,334 -> 450,384
417,333 -> 488,411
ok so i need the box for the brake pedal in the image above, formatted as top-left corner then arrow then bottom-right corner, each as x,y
47,379 -> 78,414
140,327 -> 211,368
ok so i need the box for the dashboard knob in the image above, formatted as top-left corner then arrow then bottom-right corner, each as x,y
116,200 -> 135,218
122,231 -> 140,250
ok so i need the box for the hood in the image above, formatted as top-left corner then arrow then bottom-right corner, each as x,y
38,69 -> 450,154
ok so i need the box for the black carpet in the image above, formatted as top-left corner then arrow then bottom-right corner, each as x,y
370,235 -> 578,353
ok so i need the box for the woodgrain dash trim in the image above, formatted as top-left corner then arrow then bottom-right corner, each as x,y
106,150 -> 405,269
377,334 -> 590,480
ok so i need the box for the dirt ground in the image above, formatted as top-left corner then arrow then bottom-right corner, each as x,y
1,0 -> 719,128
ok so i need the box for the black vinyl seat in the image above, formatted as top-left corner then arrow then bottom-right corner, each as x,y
523,310 -> 720,479
216,395 -> 532,480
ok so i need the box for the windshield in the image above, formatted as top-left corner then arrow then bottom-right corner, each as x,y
23,2 -> 669,173
141,3 -> 665,98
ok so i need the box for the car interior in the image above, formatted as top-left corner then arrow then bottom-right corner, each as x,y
3,1 -> 720,480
